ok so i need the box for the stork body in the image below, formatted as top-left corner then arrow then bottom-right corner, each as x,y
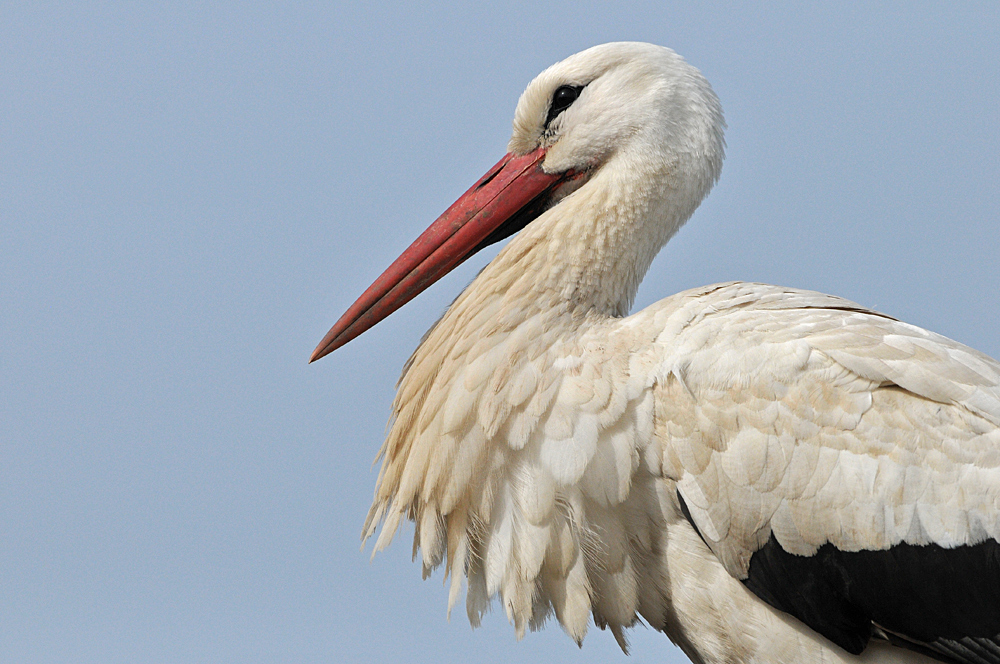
313,43 -> 1000,664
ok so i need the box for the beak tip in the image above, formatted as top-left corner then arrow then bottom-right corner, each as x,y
309,342 -> 335,364
310,326 -> 351,363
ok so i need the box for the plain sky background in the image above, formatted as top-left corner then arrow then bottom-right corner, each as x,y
3,3 -> 999,663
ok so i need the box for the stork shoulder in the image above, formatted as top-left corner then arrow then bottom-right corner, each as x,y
630,281 -> 1000,565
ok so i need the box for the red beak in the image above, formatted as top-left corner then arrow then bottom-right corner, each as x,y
311,147 -> 575,362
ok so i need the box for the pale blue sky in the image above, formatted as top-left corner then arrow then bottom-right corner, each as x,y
2,3 -> 998,663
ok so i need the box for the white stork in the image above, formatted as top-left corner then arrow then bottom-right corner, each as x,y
312,43 -> 1000,664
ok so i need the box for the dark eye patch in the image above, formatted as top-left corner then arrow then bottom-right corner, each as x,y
545,85 -> 584,127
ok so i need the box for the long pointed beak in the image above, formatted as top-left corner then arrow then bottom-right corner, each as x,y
311,147 -> 573,362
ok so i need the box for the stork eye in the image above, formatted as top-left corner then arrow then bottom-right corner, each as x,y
545,85 -> 583,126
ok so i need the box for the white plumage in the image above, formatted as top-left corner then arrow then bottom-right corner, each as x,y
313,43 -> 1000,664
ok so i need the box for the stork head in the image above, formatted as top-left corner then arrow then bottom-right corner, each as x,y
311,43 -> 725,362
509,42 -> 724,182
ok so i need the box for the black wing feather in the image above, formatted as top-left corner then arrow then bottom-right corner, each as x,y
742,533 -> 1000,663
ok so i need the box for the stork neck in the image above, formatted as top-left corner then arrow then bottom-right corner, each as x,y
482,156 -> 698,320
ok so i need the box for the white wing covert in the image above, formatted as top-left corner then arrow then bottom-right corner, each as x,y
646,282 -> 1000,658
